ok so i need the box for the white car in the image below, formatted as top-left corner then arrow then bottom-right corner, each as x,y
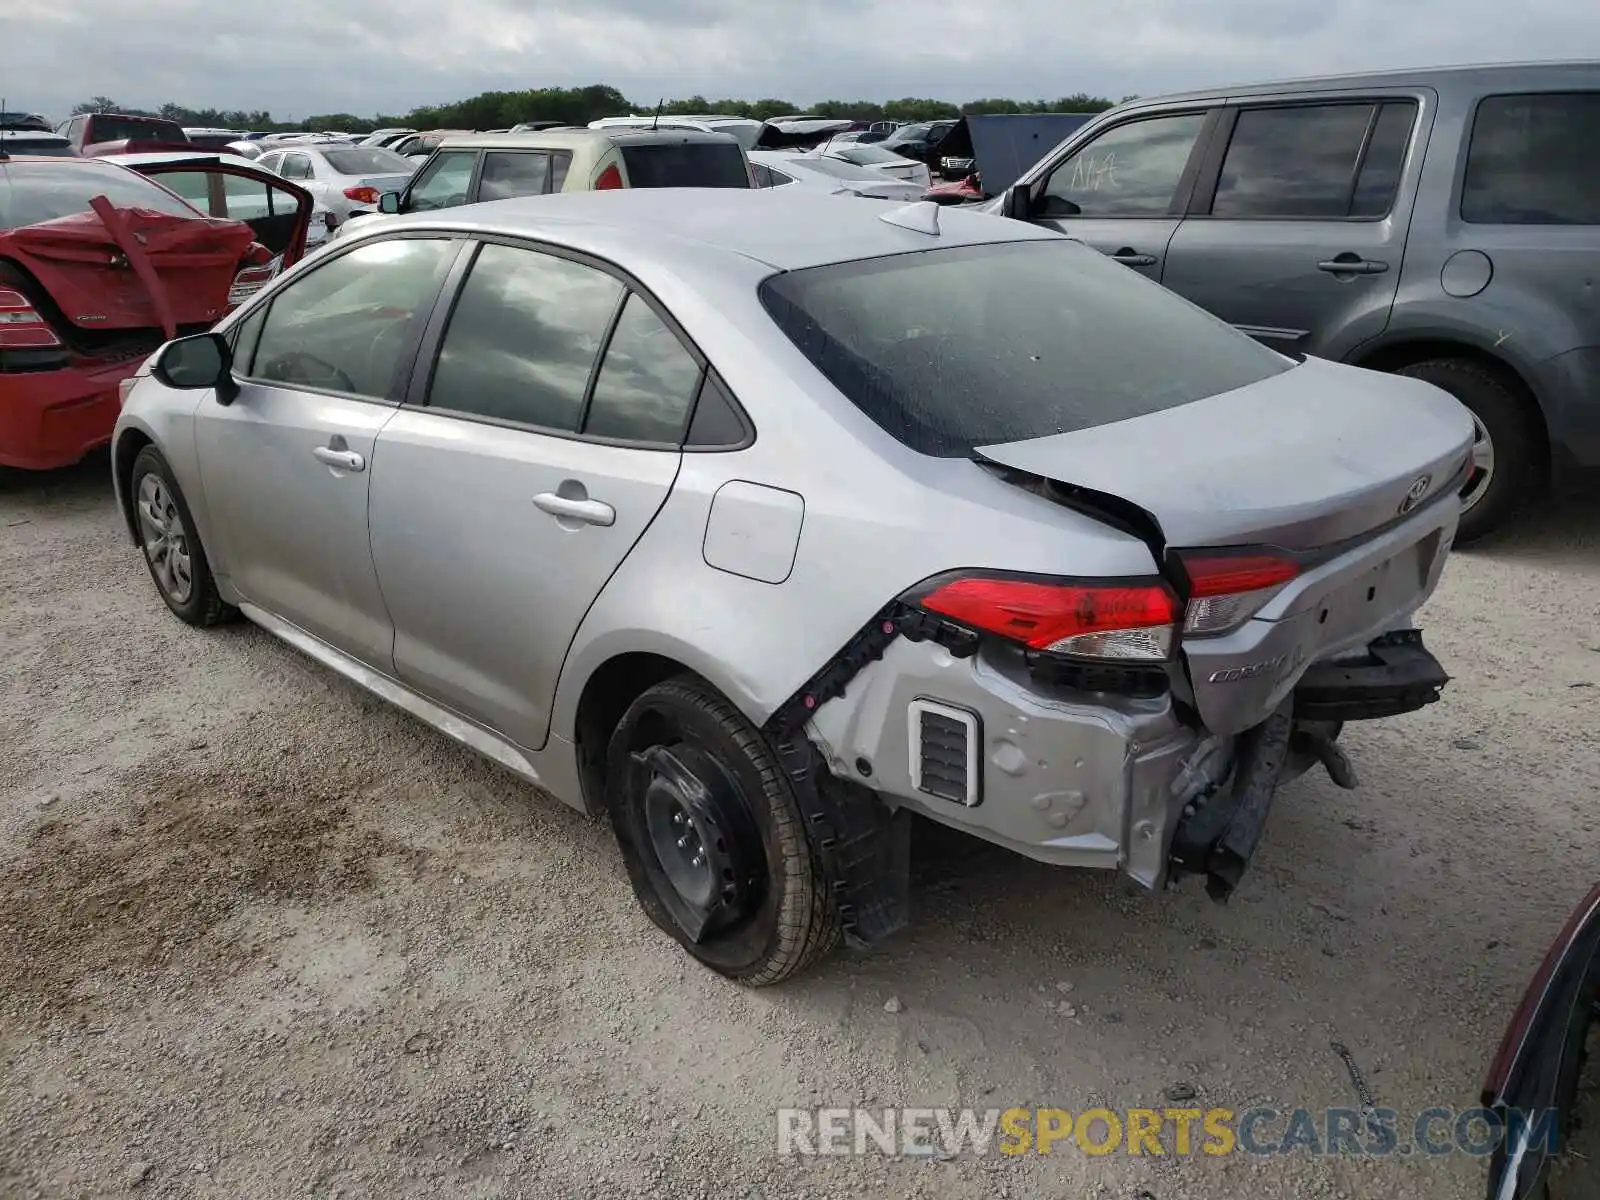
817,141 -> 931,188
589,114 -> 765,151
748,149 -> 926,201
256,143 -> 418,226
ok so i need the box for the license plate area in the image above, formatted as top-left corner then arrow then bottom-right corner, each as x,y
1295,530 -> 1441,656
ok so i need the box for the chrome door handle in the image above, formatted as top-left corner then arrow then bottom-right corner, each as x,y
1317,257 -> 1389,276
1110,248 -> 1158,267
533,492 -> 615,527
312,446 -> 365,472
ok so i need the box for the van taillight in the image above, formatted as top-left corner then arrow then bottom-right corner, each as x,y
912,571 -> 1180,661
0,287 -> 63,349
594,163 -> 624,190
1176,551 -> 1302,637
228,254 -> 281,308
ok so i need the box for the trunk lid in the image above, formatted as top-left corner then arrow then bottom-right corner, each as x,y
974,357 -> 1474,553
0,206 -> 256,335
356,173 -> 413,196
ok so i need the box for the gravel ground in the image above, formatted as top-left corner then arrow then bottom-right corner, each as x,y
2,454 -> 1597,1200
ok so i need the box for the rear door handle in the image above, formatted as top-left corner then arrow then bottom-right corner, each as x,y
1318,256 -> 1389,276
312,446 -> 365,472
1110,247 -> 1158,267
533,492 -> 616,527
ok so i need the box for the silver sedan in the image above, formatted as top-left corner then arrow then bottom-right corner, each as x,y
112,190 -> 1472,984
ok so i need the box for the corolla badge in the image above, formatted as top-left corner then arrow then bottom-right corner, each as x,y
1398,474 -> 1432,514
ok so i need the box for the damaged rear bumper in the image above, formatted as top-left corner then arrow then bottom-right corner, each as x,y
799,624 -> 1450,912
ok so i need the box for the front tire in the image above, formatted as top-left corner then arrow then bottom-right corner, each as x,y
130,446 -> 233,627
604,675 -> 840,985
1395,359 -> 1544,544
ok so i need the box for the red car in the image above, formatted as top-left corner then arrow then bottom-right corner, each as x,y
0,154 -> 310,471
56,111 -> 191,156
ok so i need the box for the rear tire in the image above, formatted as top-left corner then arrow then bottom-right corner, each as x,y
604,675 -> 840,985
129,446 -> 234,627
1394,358 -> 1543,544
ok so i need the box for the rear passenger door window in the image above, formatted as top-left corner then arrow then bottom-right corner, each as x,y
549,152 -> 572,193
426,243 -> 624,429
1210,102 -> 1415,219
479,152 -> 552,201
1462,92 -> 1600,225
583,294 -> 702,443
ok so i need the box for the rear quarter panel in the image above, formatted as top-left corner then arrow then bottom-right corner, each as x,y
550,258 -> 1159,739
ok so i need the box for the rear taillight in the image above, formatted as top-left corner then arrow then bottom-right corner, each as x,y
0,287 -> 63,349
915,573 -> 1180,661
1177,551 -> 1301,637
594,163 -> 624,190
229,254 -> 282,308
344,185 -> 381,205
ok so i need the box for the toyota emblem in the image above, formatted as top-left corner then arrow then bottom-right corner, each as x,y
1398,474 -> 1432,514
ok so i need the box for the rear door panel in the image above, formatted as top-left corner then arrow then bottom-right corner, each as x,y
1161,89 -> 1437,358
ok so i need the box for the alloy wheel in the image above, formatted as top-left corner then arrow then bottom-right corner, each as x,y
136,473 -> 194,605
1460,411 -> 1496,514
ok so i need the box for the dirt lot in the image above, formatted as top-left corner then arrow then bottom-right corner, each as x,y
1,455 -> 1596,1199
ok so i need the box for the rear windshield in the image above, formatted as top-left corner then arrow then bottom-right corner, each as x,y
759,239 -> 1291,457
0,161 -> 199,231
793,155 -> 887,182
0,134 -> 76,157
185,132 -> 241,150
323,147 -> 414,176
87,116 -> 187,144
620,143 -> 751,189
831,144 -> 907,167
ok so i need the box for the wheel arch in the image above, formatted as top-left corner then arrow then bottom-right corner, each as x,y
112,425 -> 155,544
569,648 -> 735,815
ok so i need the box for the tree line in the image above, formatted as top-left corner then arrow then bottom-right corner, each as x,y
71,85 -> 1123,134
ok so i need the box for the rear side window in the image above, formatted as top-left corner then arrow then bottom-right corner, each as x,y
759,240 -> 1290,458
479,152 -> 552,201
619,143 -> 750,189
549,152 -> 572,192
0,161 -> 198,230
250,238 -> 453,398
1462,92 -> 1600,225
86,116 -> 185,144
583,294 -> 702,443
426,243 -> 624,430
1213,102 -> 1416,219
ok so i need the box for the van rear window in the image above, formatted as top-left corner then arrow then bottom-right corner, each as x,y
620,143 -> 750,189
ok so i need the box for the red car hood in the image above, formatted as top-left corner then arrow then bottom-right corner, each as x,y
0,204 -> 254,335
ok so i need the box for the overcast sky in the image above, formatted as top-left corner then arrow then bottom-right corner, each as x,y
8,0 -> 1597,122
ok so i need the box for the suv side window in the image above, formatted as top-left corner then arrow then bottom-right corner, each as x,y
426,243 -> 625,430
250,238 -> 454,398
406,151 -> 477,211
478,151 -> 552,201
583,293 -> 703,443
549,152 -> 572,193
1212,102 -> 1414,219
1040,112 -> 1208,217
1462,92 -> 1600,225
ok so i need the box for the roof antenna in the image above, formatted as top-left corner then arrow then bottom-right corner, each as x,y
0,96 -> 8,160
651,98 -> 664,131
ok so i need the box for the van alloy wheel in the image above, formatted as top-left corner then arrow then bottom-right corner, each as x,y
136,473 -> 194,605
1460,411 -> 1496,514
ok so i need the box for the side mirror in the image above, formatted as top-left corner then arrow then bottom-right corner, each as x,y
153,332 -> 238,405
378,191 -> 401,214
1001,182 -> 1035,221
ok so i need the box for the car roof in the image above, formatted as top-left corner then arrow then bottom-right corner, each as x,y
358,186 -> 1059,274
439,128 -> 742,150
1124,58 -> 1600,107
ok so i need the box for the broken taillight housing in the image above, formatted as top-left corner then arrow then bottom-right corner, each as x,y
1177,551 -> 1302,637
914,572 -> 1181,661
0,286 -> 64,349
228,254 -> 281,308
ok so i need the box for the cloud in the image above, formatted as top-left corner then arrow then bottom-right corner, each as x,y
6,0 -> 1598,123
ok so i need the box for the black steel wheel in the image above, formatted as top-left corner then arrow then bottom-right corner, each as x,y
604,675 -> 840,985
